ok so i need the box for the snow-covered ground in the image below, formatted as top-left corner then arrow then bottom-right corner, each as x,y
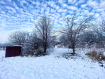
0,48 -> 105,79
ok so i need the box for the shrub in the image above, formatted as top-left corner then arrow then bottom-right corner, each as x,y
86,50 -> 105,61
85,51 -> 97,60
35,49 -> 43,56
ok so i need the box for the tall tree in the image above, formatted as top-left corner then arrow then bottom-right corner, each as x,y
63,13 -> 94,54
8,30 -> 29,45
35,15 -> 52,53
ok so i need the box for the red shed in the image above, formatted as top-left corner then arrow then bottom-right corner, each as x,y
5,46 -> 21,57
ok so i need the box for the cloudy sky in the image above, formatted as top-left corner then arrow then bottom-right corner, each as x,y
0,0 -> 105,43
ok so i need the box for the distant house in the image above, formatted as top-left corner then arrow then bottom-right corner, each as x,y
5,46 -> 21,57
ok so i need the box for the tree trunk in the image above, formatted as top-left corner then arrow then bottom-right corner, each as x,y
72,43 -> 75,54
44,45 -> 46,53
43,42 -> 47,53
73,46 -> 75,54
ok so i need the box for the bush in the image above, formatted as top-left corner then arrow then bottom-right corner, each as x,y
86,50 -> 105,61
35,49 -> 43,56
20,46 -> 45,57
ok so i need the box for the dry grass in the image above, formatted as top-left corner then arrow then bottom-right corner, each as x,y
86,50 -> 105,61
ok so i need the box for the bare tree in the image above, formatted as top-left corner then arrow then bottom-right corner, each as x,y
22,32 -> 43,55
9,30 -> 29,45
98,20 -> 105,47
35,15 -> 52,53
59,34 -> 70,47
92,20 -> 105,47
63,13 -> 94,54
101,20 -> 105,30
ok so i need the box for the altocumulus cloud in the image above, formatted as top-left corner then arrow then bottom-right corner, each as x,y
0,0 -> 105,43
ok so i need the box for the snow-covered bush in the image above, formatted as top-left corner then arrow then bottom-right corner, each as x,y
21,45 -> 44,57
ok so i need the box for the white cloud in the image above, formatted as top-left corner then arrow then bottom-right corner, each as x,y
58,0 -> 66,4
78,0 -> 85,4
8,0 -> 12,2
47,2 -> 60,13
45,7 -> 50,14
56,5 -> 60,10
96,9 -> 104,12
20,25 -> 34,32
68,0 -> 77,4
84,10 -> 89,15
95,13 -> 100,18
9,7 -> 16,13
1,11 -> 5,14
76,10 -> 86,17
61,12 -> 66,17
13,2 -> 19,10
62,3 -> 68,8
0,18 -> 7,29
51,8 -> 56,13
88,12 -> 94,16
47,1 -> 56,8
68,6 -> 78,10
0,30 -> 10,43
57,8 -> 67,13
68,10 -> 74,14
99,1 -> 105,9
81,4 -> 87,8
68,0 -> 72,4
87,0 -> 99,9
20,0 -> 27,6
43,3 -> 47,8
0,1 -> 5,4
40,8 -> 44,14
72,0 -> 77,4
100,0 -> 105,2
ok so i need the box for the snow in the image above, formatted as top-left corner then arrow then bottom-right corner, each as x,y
0,50 -> 5,58
0,48 -> 105,79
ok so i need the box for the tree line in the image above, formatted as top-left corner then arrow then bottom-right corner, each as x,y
7,14 -> 105,55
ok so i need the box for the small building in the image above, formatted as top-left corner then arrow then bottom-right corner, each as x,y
5,46 -> 21,57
